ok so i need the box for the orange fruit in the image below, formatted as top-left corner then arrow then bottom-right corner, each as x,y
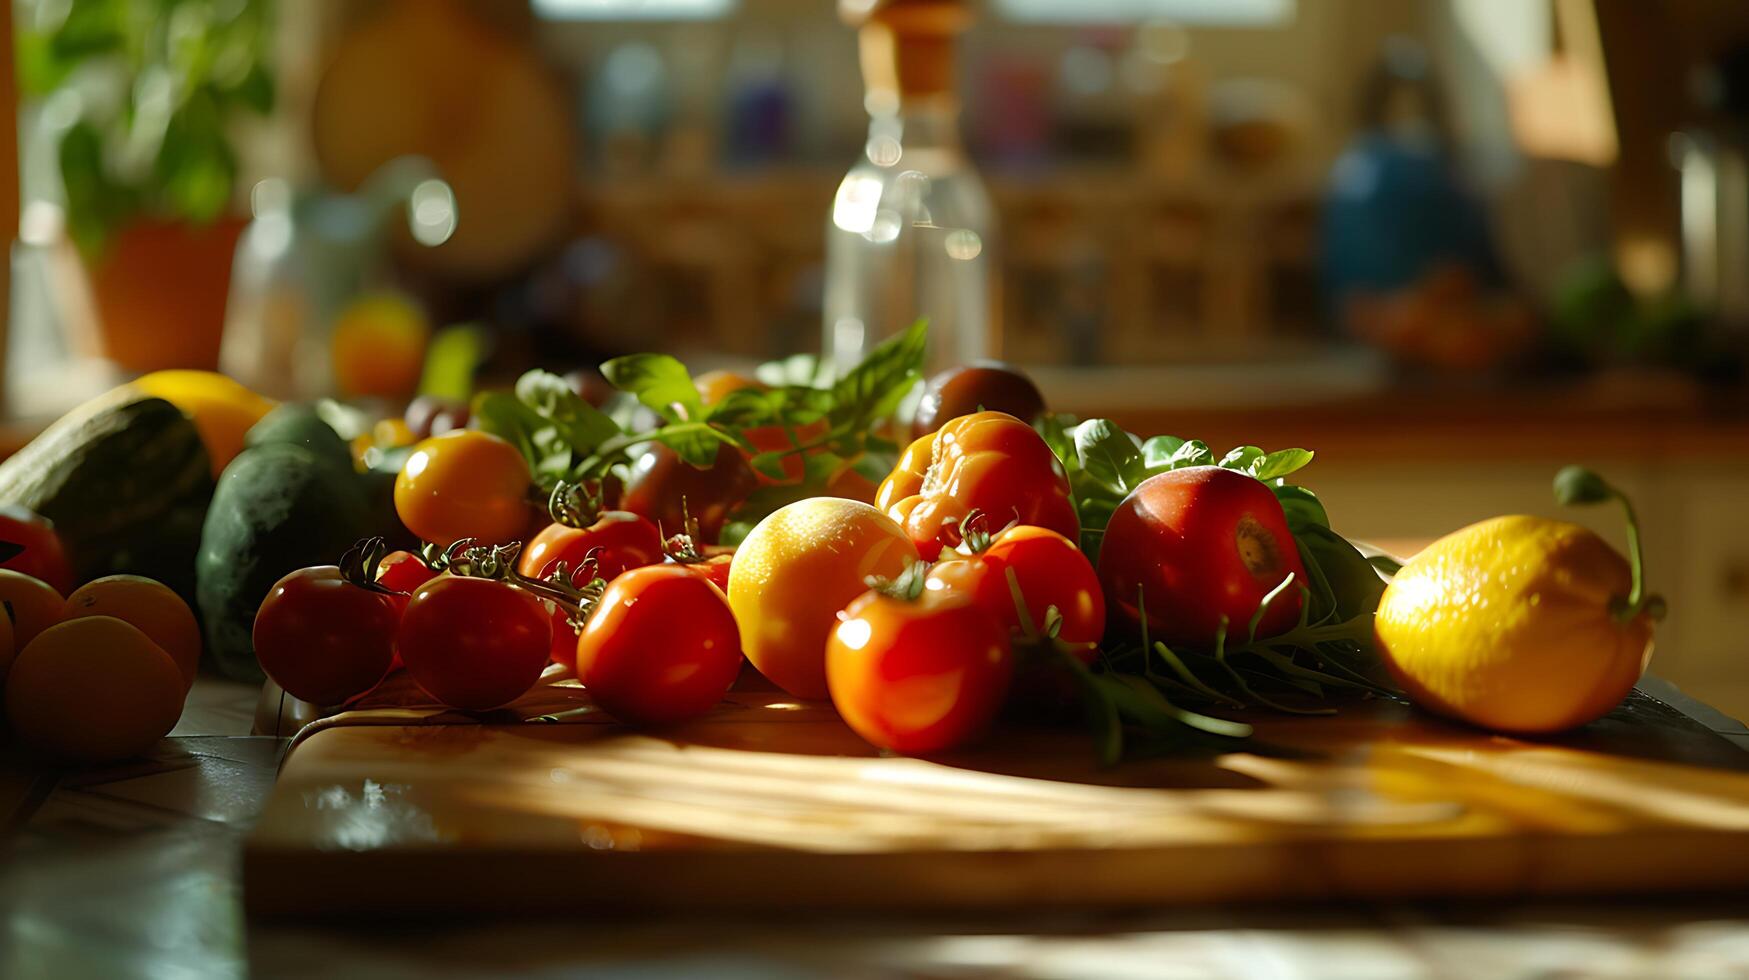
0,569 -> 66,651
5,617 -> 186,762
63,575 -> 202,689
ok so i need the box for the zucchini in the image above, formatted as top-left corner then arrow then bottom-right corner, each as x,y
0,393 -> 214,602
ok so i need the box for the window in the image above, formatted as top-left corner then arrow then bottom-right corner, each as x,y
995,0 -> 1294,27
532,0 -> 735,21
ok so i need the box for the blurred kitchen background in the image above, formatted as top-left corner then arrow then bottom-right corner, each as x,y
5,0 -> 1749,717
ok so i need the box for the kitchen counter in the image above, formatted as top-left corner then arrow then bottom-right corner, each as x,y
3,677 -> 1747,979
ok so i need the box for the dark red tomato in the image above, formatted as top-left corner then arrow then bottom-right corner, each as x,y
1098,466 -> 1306,648
825,590 -> 1012,754
517,511 -> 663,584
253,566 -> 399,705
925,525 -> 1104,649
397,576 -> 552,710
375,549 -> 437,600
619,443 -> 757,544
545,600 -> 581,671
913,362 -> 1046,438
575,565 -> 743,726
0,506 -> 74,595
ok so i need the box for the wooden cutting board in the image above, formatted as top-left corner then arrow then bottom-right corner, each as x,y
243,670 -> 1749,918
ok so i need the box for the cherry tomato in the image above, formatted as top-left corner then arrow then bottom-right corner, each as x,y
619,443 -> 757,544
518,510 -> 664,584
397,576 -> 552,710
546,601 -> 582,670
1098,466 -> 1306,647
254,566 -> 400,705
394,430 -> 532,546
693,370 -> 767,406
826,589 -> 1012,754
876,411 -> 1078,561
375,549 -> 438,599
575,565 -> 743,726
925,525 -> 1104,647
913,362 -> 1045,437
668,547 -> 733,591
0,506 -> 74,595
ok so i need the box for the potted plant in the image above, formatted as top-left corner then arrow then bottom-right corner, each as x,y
17,0 -> 274,372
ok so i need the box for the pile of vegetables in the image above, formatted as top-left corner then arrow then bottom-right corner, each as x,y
0,321 -> 1658,766
235,321 -> 1400,762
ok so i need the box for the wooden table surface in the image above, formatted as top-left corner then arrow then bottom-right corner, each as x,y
4,675 -> 1748,979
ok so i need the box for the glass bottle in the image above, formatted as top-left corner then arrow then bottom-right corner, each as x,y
824,0 -> 997,377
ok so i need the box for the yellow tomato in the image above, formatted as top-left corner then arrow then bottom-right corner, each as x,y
330,293 -> 430,399
130,370 -> 276,477
5,617 -> 186,762
394,430 -> 532,546
1375,515 -> 1653,734
727,497 -> 919,700
63,575 -> 202,690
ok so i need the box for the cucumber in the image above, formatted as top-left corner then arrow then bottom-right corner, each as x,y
0,393 -> 214,602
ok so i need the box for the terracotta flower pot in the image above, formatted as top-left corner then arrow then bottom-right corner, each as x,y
89,217 -> 246,373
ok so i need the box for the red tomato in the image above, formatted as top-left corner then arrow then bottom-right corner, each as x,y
375,549 -> 437,598
575,565 -> 743,726
670,551 -> 733,591
925,525 -> 1104,649
546,600 -> 581,671
518,511 -> 663,584
0,506 -> 74,595
826,589 -> 1012,754
397,576 -> 552,710
876,411 -> 1078,560
619,443 -> 757,544
253,566 -> 400,705
1098,466 -> 1306,648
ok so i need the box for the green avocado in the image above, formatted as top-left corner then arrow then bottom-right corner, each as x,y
196,442 -> 373,680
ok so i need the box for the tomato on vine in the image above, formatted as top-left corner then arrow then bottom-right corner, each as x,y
397,575 -> 553,710
517,482 -> 664,585
826,564 -> 1013,755
574,564 -> 743,726
925,521 -> 1104,651
254,543 -> 402,706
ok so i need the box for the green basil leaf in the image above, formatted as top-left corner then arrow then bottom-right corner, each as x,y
514,370 -> 622,450
1169,440 -> 1213,467
748,451 -> 791,482
1251,448 -> 1315,481
1141,435 -> 1186,468
601,353 -> 704,423
1218,446 -> 1264,473
1274,484 -> 1329,530
829,318 -> 928,430
1074,418 -> 1144,494
1297,523 -> 1387,623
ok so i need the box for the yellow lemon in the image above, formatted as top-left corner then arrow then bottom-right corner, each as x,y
728,498 -> 919,700
1375,514 -> 1653,734
130,370 -> 276,476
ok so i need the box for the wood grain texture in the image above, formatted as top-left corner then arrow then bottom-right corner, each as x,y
244,677 -> 1749,918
